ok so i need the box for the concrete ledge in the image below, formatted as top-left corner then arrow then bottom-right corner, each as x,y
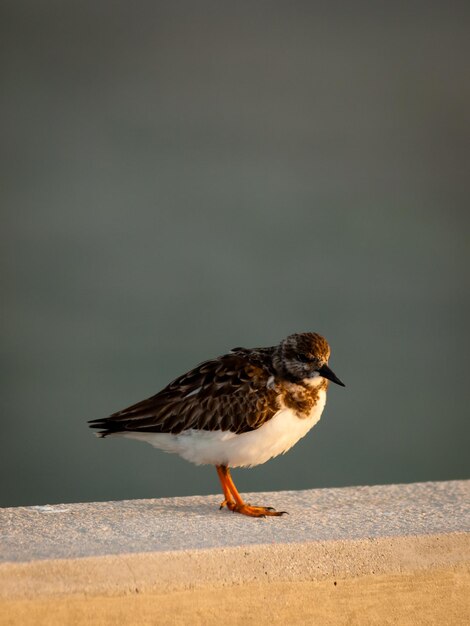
1,481 -> 469,625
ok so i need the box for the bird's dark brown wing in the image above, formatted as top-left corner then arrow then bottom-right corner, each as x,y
88,347 -> 279,436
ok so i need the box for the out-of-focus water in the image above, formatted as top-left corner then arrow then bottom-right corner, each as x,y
1,2 -> 469,507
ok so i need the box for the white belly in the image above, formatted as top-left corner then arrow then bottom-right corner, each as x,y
120,388 -> 327,468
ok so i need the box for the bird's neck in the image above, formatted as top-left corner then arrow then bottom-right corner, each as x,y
279,378 -> 328,418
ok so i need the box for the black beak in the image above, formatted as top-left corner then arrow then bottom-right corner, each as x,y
318,363 -> 345,387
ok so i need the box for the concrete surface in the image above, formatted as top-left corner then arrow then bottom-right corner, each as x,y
1,481 -> 469,625
2,569 -> 469,626
1,481 -> 469,562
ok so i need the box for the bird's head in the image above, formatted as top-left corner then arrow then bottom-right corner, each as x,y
273,332 -> 345,387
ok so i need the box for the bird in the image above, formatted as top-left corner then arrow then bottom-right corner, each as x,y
89,332 -> 345,517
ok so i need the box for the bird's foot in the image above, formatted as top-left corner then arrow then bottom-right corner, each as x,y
219,499 -> 234,510
225,502 -> 288,517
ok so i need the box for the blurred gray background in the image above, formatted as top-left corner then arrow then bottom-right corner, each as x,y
1,1 -> 469,507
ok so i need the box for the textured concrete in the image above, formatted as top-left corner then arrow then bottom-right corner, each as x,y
2,570 -> 469,626
1,481 -> 469,625
1,481 -> 469,563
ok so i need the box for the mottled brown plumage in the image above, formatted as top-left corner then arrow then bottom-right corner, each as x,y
90,347 -> 279,435
280,379 -> 328,417
89,332 -> 342,437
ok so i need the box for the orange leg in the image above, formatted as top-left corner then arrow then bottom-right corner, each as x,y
215,465 -> 287,518
216,465 -> 235,510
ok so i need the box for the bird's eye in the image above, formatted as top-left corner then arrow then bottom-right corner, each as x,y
298,355 -> 312,363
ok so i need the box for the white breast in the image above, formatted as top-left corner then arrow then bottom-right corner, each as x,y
121,388 -> 327,468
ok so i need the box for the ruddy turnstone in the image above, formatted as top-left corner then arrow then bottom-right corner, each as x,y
89,332 -> 344,517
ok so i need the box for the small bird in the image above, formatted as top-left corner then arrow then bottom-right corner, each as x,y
89,332 -> 344,517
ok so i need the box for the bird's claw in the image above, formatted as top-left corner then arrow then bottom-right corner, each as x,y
224,502 -> 287,517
